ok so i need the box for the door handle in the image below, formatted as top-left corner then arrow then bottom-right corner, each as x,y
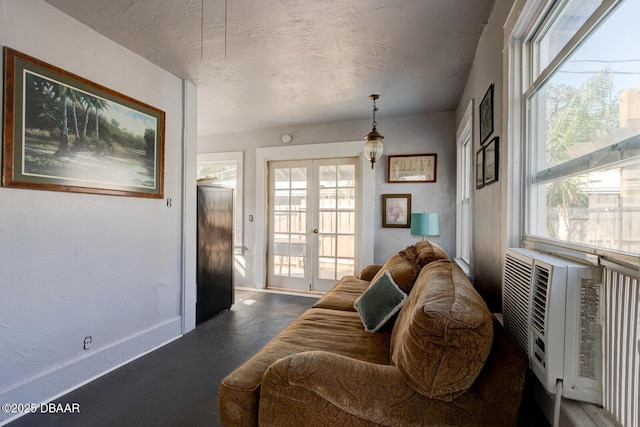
313,229 -> 319,234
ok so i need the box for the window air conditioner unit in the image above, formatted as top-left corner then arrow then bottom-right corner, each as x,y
502,248 -> 603,405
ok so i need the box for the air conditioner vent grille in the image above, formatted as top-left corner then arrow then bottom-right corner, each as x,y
502,248 -> 603,405
531,264 -> 550,335
503,252 -> 532,355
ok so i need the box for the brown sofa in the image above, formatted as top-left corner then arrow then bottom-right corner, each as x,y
219,241 -> 527,426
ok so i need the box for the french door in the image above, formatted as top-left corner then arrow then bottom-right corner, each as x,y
267,157 -> 359,293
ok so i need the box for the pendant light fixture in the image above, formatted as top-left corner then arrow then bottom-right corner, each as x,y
364,94 -> 384,169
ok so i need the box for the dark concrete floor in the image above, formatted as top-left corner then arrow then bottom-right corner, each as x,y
7,290 -> 316,427
8,289 -> 549,427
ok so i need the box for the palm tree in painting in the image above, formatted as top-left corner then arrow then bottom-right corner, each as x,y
67,89 -> 83,152
144,128 -> 155,160
92,97 -> 110,154
25,73 -> 58,130
54,84 -> 72,157
79,94 -> 95,146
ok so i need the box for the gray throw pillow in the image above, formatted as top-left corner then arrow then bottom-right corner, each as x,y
354,270 -> 407,332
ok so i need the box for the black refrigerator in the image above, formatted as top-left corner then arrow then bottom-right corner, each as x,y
197,185 -> 234,324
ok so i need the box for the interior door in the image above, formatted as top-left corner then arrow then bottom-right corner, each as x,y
267,157 -> 358,293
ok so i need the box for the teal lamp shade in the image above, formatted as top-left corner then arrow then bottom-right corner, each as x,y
411,213 -> 440,240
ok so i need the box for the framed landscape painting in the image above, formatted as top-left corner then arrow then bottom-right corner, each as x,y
2,47 -> 165,198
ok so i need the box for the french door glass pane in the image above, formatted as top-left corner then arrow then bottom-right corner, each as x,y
291,189 -> 306,211
337,236 -> 354,258
273,256 -> 289,276
274,213 -> 289,233
273,234 -> 289,255
319,212 -> 335,233
275,169 -> 290,188
291,168 -> 307,188
336,259 -> 355,279
319,189 -> 336,208
269,158 -> 357,290
319,236 -> 336,257
319,165 -> 336,187
273,167 -> 307,278
338,165 -> 355,186
291,211 -> 306,234
338,189 -> 355,208
338,212 -> 355,234
316,162 -> 356,281
274,190 -> 289,209
290,257 -> 305,278
319,257 -> 336,280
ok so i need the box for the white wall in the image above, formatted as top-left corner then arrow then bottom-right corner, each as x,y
198,111 -> 456,287
455,0 -> 515,312
0,1 -> 195,422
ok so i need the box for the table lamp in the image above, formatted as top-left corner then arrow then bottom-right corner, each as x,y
410,212 -> 440,241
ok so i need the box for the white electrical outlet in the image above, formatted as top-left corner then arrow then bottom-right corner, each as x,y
83,336 -> 92,350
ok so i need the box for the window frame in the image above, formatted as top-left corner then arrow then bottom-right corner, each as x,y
456,100 -> 474,277
508,0 -> 640,268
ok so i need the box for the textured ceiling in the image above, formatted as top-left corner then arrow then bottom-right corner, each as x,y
44,0 -> 495,137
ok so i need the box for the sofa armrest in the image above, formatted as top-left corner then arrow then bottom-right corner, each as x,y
358,264 -> 383,282
259,351 -> 477,426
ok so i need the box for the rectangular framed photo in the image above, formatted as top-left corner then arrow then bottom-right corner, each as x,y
476,147 -> 484,189
483,137 -> 499,185
388,154 -> 437,183
479,84 -> 494,145
382,194 -> 411,228
2,47 -> 165,198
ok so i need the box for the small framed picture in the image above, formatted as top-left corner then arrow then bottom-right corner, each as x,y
388,154 -> 437,183
479,84 -> 494,145
382,194 -> 411,228
476,148 -> 484,189
484,137 -> 499,185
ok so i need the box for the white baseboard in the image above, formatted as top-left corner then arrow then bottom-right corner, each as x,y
0,316 -> 182,426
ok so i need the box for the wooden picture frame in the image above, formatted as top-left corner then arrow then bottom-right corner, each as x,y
2,47 -> 165,198
479,84 -> 494,145
483,137 -> 499,185
387,154 -> 437,183
476,147 -> 484,189
382,194 -> 411,228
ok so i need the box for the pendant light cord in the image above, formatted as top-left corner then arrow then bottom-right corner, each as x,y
200,0 -> 204,58
224,0 -> 228,59
201,0 -> 228,59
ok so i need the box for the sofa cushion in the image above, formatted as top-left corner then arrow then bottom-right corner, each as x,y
358,263 -> 384,281
354,270 -> 407,332
415,239 -> 450,267
369,245 -> 420,293
219,308 -> 391,426
390,260 -> 493,402
313,276 -> 369,311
